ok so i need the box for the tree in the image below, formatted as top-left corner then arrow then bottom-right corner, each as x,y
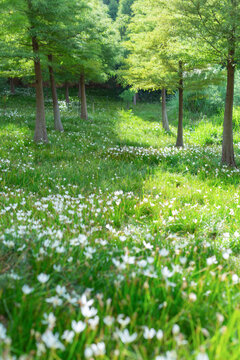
48,55 -> 63,132
103,0 -> 119,20
0,0 -> 90,140
119,0 -> 185,137
60,0 -> 120,120
120,0 -> 218,143
173,0 -> 240,166
43,0 -> 89,130
117,0 -> 135,38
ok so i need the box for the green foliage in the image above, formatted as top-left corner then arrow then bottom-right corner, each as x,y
103,0 -> 119,19
168,71 -> 240,118
119,0 -> 215,96
0,0 -> 121,87
118,0 -> 134,16
173,0 -> 240,64
119,88 -> 134,102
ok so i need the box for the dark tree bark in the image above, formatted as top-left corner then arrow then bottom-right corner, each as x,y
176,61 -> 184,147
48,54 -> 63,132
80,73 -> 88,120
78,80 -> 81,99
65,82 -> 70,105
222,54 -> 236,167
32,36 -> 48,143
10,78 -> 15,95
161,88 -> 170,132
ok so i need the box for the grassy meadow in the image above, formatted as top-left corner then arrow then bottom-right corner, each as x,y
1,88 -> 240,359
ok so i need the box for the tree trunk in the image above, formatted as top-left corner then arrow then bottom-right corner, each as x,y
48,54 -> 63,132
222,56 -> 236,166
176,61 -> 184,147
161,88 -> 170,131
32,36 -> 48,143
133,93 -> 137,105
65,82 -> 70,105
78,80 -> 81,99
80,73 -> 88,120
10,78 -> 15,95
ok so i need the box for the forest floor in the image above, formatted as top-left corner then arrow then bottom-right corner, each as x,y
1,89 -> 240,359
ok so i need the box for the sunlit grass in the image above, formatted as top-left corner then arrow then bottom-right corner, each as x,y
1,89 -> 240,359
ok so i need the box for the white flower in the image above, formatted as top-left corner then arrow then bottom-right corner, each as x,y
42,330 -> 65,350
206,256 -> 217,266
37,342 -> 46,356
180,257 -> 187,265
56,285 -> 67,296
80,294 -> 94,307
103,316 -> 115,326
156,329 -> 164,340
37,273 -> 50,283
143,327 -> 156,339
189,293 -> 197,302
119,235 -> 127,242
222,252 -> 229,260
22,285 -> 34,295
84,342 -> 106,358
84,347 -> 93,358
117,329 -> 137,343
172,324 -> 180,335
62,330 -> 75,343
196,352 -> 209,360
81,305 -> 98,318
53,265 -> 62,272
0,323 -> 7,340
216,313 -> 224,323
232,274 -> 239,284
46,296 -> 63,307
117,314 -> 130,327
71,320 -> 86,333
88,316 -> 99,330
143,241 -> 153,250
162,266 -> 174,279
201,328 -> 210,337
42,313 -> 56,329
121,253 -> 135,264
166,351 -> 177,360
222,249 -> 232,260
138,260 -> 147,268
156,351 -> 177,360
159,248 -> 169,257
91,342 -> 106,356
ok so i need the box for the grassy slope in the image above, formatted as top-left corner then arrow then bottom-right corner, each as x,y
1,89 -> 240,359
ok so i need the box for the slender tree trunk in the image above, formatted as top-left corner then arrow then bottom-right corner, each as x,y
78,80 -> 81,98
222,56 -> 236,166
161,88 -> 170,131
32,36 -> 48,143
80,73 -> 88,120
10,78 -> 15,95
65,82 -> 70,105
133,93 -> 137,105
176,61 -> 184,147
48,54 -> 63,132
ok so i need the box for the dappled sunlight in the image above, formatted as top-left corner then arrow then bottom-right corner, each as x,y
116,108 -> 176,148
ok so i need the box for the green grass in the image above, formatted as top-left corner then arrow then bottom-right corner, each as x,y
1,88 -> 240,359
